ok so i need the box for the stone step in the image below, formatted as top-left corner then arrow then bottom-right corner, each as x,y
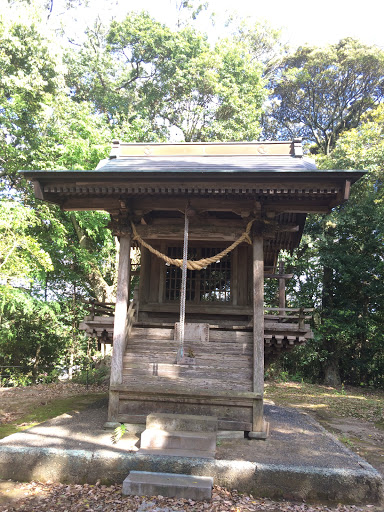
146,413 -> 218,433
123,470 -> 213,500
139,447 -> 216,458
140,429 -> 217,452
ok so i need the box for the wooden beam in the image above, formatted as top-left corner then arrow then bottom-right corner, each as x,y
130,197 -> 256,215
329,179 -> 352,208
134,224 -> 246,241
110,233 -> 131,386
265,204 -> 331,214
264,273 -> 293,279
33,180 -> 44,200
61,197 -> 121,211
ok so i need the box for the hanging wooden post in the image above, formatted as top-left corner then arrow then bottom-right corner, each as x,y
108,230 -> 131,422
249,232 -> 268,439
279,260 -> 286,316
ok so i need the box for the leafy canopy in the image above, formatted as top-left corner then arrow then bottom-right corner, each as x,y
264,38 -> 384,155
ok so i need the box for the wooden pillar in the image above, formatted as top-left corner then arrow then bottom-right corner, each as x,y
279,260 -> 286,315
250,233 -> 268,438
110,232 -> 131,386
108,232 -> 131,426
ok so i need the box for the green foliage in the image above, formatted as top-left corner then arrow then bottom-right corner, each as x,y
66,11 -> 266,142
264,38 -> 384,154
111,423 -> 127,444
0,13 -> 63,189
0,286 -> 70,384
0,200 -> 53,281
72,366 -> 109,385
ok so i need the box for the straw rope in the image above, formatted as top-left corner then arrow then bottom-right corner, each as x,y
130,219 -> 254,271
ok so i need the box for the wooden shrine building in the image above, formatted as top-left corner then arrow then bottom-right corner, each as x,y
24,140 -> 364,438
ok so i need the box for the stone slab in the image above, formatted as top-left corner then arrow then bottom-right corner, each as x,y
122,470 -> 213,500
140,429 -> 216,452
146,413 -> 218,433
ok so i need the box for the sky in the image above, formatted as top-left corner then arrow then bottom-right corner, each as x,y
137,0 -> 384,49
4,0 -> 384,49
51,0 -> 384,50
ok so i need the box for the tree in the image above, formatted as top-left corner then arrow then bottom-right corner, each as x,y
230,18 -> 288,78
264,38 -> 384,155
280,107 -> 384,387
66,11 -> 266,142
0,200 -> 53,282
0,13 -> 63,191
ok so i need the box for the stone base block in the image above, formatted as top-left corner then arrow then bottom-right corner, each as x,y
122,470 -> 213,500
146,413 -> 218,433
141,429 -> 216,452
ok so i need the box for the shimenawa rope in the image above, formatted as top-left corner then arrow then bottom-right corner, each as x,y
130,219 -> 254,271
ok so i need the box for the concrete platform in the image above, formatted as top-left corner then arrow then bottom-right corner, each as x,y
0,398 -> 383,505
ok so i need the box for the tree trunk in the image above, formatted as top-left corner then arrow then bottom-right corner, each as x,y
32,344 -> 41,383
323,357 -> 341,387
70,213 -> 116,302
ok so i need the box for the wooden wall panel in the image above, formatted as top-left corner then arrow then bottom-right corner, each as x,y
138,247 -> 150,305
148,245 -> 161,303
237,245 -> 250,306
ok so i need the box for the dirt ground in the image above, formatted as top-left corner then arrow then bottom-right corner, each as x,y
0,382 -> 108,426
0,381 -> 383,511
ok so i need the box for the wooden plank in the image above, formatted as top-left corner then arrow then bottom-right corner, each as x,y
131,327 -> 174,338
110,384 -> 260,399
264,307 -> 314,312
209,330 -> 252,342
110,233 -> 131,386
123,356 -> 252,369
118,392 -> 254,408
264,322 -> 310,332
139,303 -> 253,315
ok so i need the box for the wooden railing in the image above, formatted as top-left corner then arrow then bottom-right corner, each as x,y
86,301 -> 115,319
264,307 -> 314,328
